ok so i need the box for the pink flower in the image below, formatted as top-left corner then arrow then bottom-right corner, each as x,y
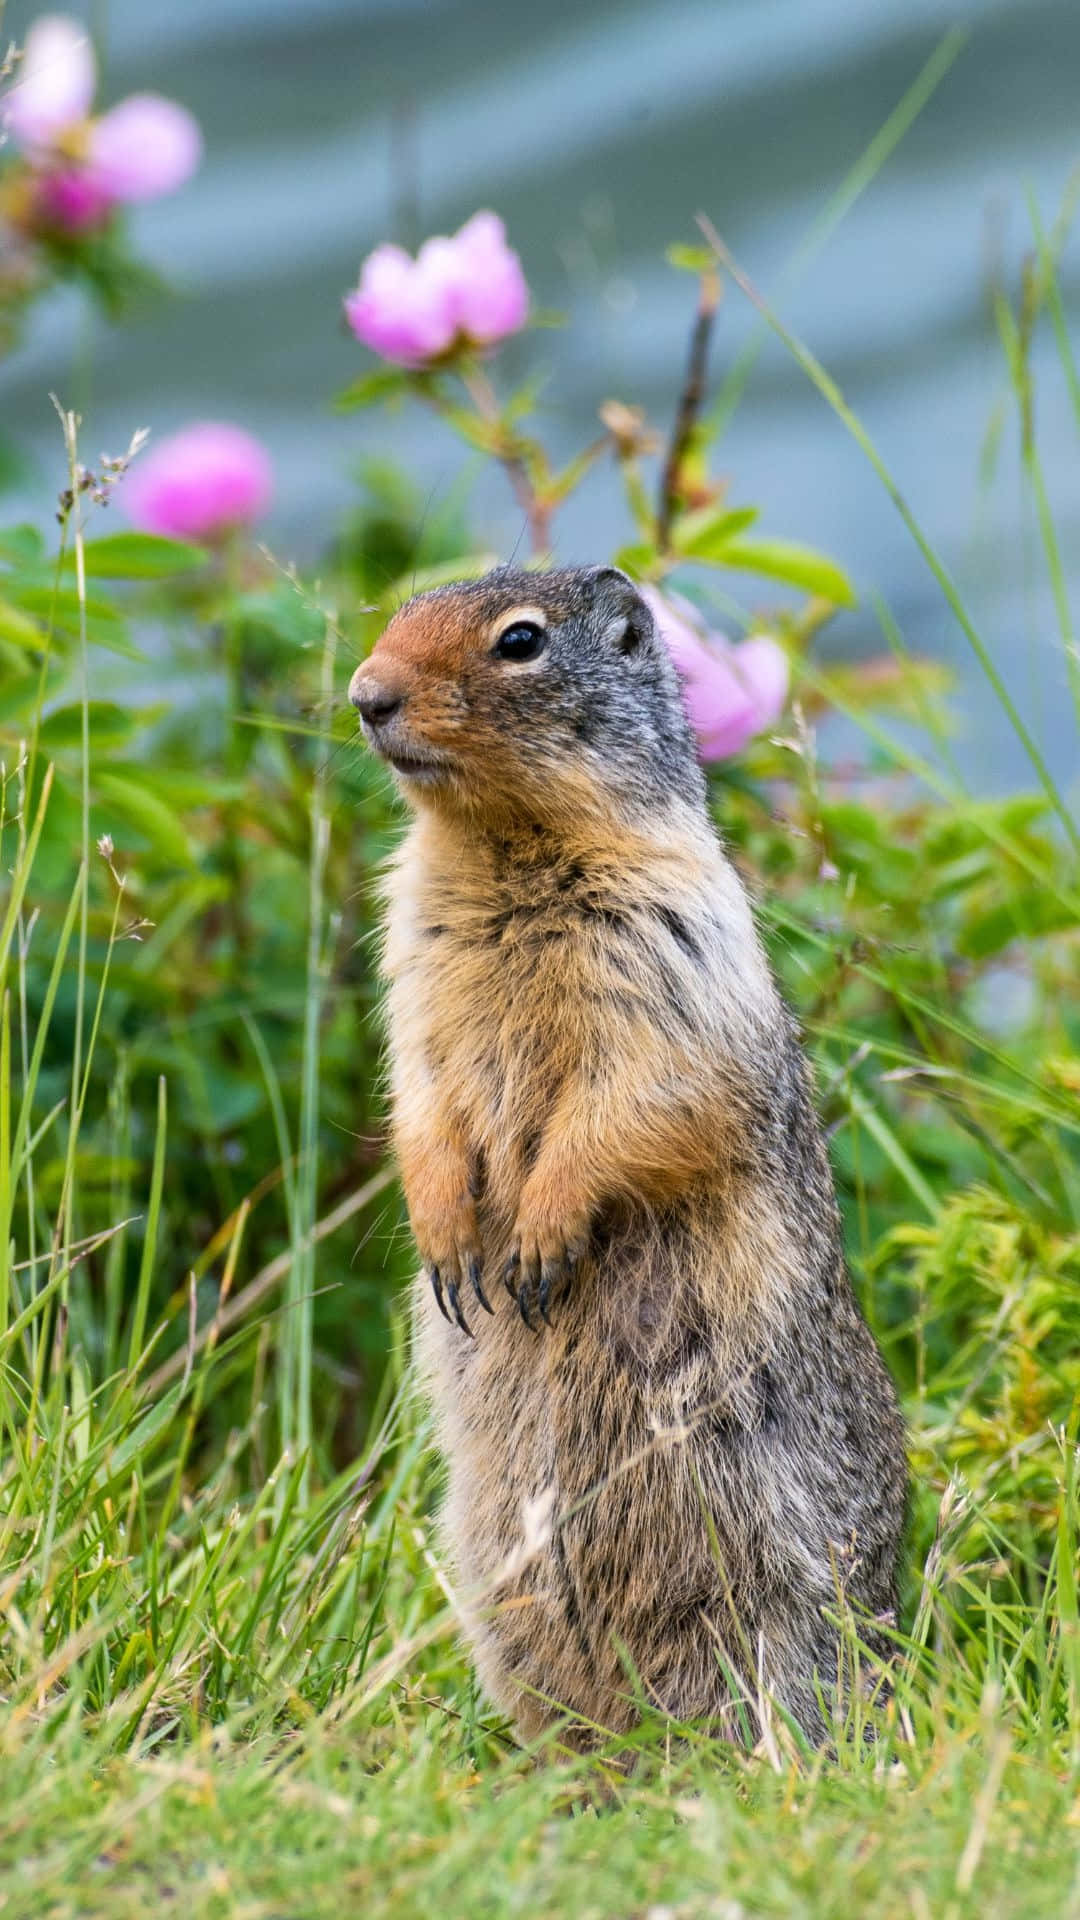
450,212 -> 530,344
86,94 -> 203,203
640,586 -> 789,762
124,424 -> 273,544
2,13 -> 200,234
2,15 -> 94,146
344,211 -> 528,366
34,167 -> 113,233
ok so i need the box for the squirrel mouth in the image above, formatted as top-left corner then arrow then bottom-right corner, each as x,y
383,745 -> 451,783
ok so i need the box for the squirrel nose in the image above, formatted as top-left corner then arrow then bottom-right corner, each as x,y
350,672 -> 405,729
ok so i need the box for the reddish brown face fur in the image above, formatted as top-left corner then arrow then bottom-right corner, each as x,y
348,563 -> 714,833
349,583 -> 561,797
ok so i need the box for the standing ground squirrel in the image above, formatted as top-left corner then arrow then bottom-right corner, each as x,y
350,564 -> 907,1749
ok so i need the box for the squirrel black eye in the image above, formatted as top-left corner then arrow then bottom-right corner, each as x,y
493,621 -> 547,663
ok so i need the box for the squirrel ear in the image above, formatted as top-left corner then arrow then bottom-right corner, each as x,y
590,566 -> 653,656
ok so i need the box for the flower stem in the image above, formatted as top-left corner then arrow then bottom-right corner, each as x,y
459,365 -> 553,556
656,269 -> 720,552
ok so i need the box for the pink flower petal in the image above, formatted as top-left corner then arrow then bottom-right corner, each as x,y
345,240 -> 457,364
730,634 -> 789,731
343,209 -> 528,366
123,423 -> 273,544
2,14 -> 95,146
640,585 -> 788,762
86,93 -> 202,203
451,211 -> 529,343
682,650 -> 760,761
411,234 -> 471,352
35,165 -> 113,232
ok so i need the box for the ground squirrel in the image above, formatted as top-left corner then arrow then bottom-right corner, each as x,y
349,564 -> 907,1749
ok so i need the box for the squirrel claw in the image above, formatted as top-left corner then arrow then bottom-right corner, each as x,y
537,1257 -> 560,1325
468,1255 -> 494,1315
427,1264 -> 452,1324
446,1275 -> 474,1338
506,1234 -> 586,1330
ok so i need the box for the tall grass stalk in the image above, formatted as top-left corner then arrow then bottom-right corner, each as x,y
53,400 -> 92,1305
697,217 -> 1080,854
279,615 -> 339,1503
710,27 -> 968,439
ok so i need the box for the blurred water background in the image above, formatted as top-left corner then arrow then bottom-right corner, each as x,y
2,0 -> 1079,794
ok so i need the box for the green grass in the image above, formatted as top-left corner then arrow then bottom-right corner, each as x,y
3,136 -> 1080,1920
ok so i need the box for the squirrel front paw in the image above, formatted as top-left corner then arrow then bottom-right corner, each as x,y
503,1207 -> 589,1332
412,1195 -> 491,1337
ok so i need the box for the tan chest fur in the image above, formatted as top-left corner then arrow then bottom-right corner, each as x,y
379,810 -> 807,1735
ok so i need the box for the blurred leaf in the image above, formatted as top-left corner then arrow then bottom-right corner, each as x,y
0,661 -> 66,728
0,596 -> 45,650
334,368 -> 412,413
0,440 -> 32,497
544,441 -> 609,510
134,767 -> 248,807
501,370 -> 550,426
380,554 -> 499,609
72,533 -> 209,578
184,1068 -> 265,1135
13,585 -> 145,658
525,306 -> 567,329
35,1152 -> 140,1204
437,406 -> 504,456
232,585 -> 326,651
709,535 -> 857,606
0,524 -> 46,568
666,244 -> 717,274
613,543 -> 658,578
671,503 -> 759,559
956,889 -> 1080,960
811,656 -> 954,723
94,770 -> 195,868
40,702 -> 141,750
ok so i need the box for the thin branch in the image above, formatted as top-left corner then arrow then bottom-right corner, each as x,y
458,366 -> 553,556
656,268 -> 720,551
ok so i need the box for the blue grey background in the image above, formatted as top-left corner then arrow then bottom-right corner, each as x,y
3,0 -> 1079,794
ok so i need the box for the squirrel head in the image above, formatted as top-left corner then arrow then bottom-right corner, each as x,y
349,565 -> 703,830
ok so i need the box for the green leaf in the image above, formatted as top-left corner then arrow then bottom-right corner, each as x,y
666,244 -> 717,274
544,441 -> 609,509
334,368 -> 412,413
0,661 -> 66,727
94,770 -> 195,868
0,523 -> 45,568
12,584 -> 145,658
706,535 -> 857,606
956,889 -> 1080,960
670,504 -> 759,559
0,596 -> 44,650
437,405 -> 505,455
40,702 -> 140,750
132,767 -> 247,807
381,554 -> 500,608
231,585 -> 325,651
612,543 -> 658,579
74,533 -> 209,578
501,370 -> 550,426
